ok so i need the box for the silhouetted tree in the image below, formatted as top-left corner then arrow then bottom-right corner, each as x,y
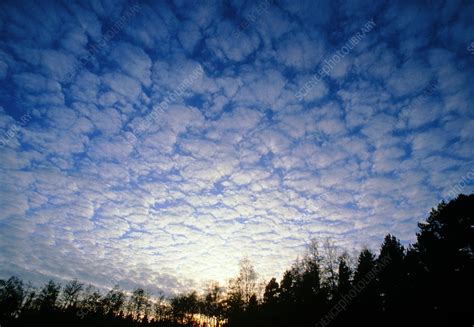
263,278 -> 279,305
414,194 -> 473,314
153,292 -> 171,322
80,285 -> 104,316
62,279 -> 83,309
20,283 -> 37,314
320,239 -> 339,297
377,234 -> 404,314
229,258 -> 258,306
336,253 -> 352,297
225,258 -> 259,326
261,278 -> 279,327
279,267 -> 297,305
0,276 -> 24,324
401,245 -> 424,313
203,282 -> 224,326
170,291 -> 199,325
36,280 -> 61,313
243,294 -> 259,326
128,288 -> 150,320
102,285 -> 125,316
352,248 -> 379,322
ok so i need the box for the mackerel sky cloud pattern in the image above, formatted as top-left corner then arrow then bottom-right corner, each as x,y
0,0 -> 473,294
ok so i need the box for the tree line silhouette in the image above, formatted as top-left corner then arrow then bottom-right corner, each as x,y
1,194 -> 472,326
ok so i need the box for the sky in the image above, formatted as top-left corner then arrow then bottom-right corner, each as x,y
0,0 -> 473,295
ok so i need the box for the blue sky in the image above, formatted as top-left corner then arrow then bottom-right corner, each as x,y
0,0 -> 473,294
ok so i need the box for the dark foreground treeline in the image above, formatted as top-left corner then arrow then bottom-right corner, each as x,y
1,194 -> 472,327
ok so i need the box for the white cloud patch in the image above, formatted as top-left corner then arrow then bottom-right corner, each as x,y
109,42 -> 152,87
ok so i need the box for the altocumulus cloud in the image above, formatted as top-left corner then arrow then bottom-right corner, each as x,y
0,0 -> 473,295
